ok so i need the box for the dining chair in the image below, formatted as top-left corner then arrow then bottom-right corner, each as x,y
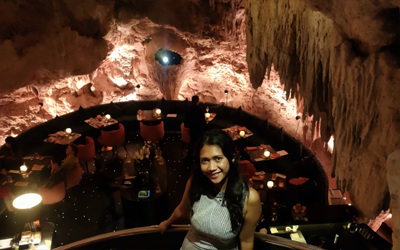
77,136 -> 96,173
98,123 -> 127,155
140,121 -> 165,143
240,173 -> 251,184
65,163 -> 83,189
38,181 -> 66,205
239,160 -> 257,177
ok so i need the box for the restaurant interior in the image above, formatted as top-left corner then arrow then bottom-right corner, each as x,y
0,0 -> 399,249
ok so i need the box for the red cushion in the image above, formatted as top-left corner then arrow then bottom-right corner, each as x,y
140,122 -> 165,142
0,186 -> 10,199
77,136 -> 95,162
98,123 -> 125,146
288,177 -> 310,185
66,163 -> 83,188
240,160 -> 257,177
181,123 -> 191,143
39,181 -> 66,205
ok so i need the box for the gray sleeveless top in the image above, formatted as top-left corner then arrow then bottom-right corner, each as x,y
181,187 -> 249,250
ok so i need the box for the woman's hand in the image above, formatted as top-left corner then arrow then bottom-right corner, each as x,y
153,220 -> 170,235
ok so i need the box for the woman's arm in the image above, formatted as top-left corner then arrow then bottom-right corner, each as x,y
158,177 -> 192,234
239,187 -> 262,250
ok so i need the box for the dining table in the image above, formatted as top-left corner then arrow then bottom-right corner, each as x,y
85,115 -> 118,129
137,110 -> 163,122
205,113 -> 217,124
1,157 -> 52,196
222,125 -> 253,141
245,145 -> 289,162
43,131 -> 81,145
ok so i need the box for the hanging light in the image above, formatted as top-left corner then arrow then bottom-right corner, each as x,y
13,193 -> 42,209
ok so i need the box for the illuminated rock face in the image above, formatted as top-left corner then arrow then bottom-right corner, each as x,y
246,0 -> 400,245
0,0 -> 302,145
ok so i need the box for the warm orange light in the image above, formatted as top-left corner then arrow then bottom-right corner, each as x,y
327,135 -> 334,153
13,193 -> 42,209
20,165 -> 27,172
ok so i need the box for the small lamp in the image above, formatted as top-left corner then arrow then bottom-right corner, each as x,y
20,164 -> 27,173
205,113 -> 211,119
263,150 -> 271,159
267,181 -> 274,189
239,130 -> 245,137
105,114 -> 111,121
13,193 -> 42,209
155,108 -> 161,115
65,128 -> 72,135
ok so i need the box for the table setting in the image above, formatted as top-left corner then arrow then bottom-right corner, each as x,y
137,109 -> 164,121
245,144 -> 284,162
44,129 -> 81,145
204,112 -> 217,123
85,114 -> 118,129
222,125 -> 253,141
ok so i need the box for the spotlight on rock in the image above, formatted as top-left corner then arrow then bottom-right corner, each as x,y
155,48 -> 182,66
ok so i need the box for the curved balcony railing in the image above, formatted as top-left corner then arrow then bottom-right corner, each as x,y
53,225 -> 323,250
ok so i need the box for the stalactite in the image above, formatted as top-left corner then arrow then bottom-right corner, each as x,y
246,0 -> 400,238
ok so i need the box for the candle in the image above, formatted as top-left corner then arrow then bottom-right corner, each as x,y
205,113 -> 211,119
239,131 -> 245,137
105,114 -> 111,120
65,128 -> 72,135
267,181 -> 274,189
20,165 -> 27,173
264,150 -> 271,158
155,109 -> 161,115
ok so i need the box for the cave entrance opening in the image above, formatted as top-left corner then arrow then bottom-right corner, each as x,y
155,49 -> 182,66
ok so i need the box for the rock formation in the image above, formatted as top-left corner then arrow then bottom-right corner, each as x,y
0,0 -> 303,145
246,0 -> 400,246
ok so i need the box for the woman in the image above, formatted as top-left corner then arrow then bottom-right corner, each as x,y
44,143 -> 78,189
157,129 -> 262,250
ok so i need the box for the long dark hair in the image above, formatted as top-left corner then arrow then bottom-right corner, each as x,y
189,129 -> 248,232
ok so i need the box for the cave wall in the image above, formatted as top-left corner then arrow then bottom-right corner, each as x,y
246,0 -> 400,245
0,0 -> 305,146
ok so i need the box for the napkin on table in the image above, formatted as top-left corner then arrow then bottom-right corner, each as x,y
245,146 -> 258,151
167,114 -> 177,117
276,150 -> 288,156
32,164 -> 45,171
8,170 -> 19,174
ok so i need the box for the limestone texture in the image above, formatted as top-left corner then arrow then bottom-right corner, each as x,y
246,0 -> 400,246
0,0 -> 303,146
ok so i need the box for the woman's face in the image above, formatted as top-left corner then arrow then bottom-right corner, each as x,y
199,144 -> 230,188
